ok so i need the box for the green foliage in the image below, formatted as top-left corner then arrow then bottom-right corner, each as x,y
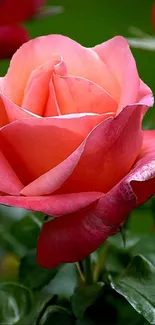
19,250 -> 57,289
110,255 -> 155,324
0,282 -> 33,324
71,283 -> 104,318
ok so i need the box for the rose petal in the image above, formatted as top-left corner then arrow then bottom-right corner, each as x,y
57,104 -> 147,194
36,130 -> 155,268
36,178 -> 134,267
0,147 -> 23,195
22,58 -> 61,116
0,93 -> 40,123
37,201 -> 118,268
93,36 -> 140,108
137,79 -> 154,106
53,74 -> 117,114
129,130 -> 155,205
0,192 -> 103,216
43,77 -> 61,116
1,34 -> 118,105
1,113 -> 107,186
0,97 -> 9,127
19,113 -> 112,196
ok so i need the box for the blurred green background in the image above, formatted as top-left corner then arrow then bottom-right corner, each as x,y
0,1 -> 155,324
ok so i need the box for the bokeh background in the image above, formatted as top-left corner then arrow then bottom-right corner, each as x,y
0,1 -> 155,324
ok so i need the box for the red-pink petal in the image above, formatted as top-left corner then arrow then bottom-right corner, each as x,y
0,93 -> 39,123
36,130 -> 155,268
0,97 -> 9,127
137,79 -> 154,106
0,192 -> 102,216
57,104 -> 147,194
93,36 -> 140,108
1,114 -> 107,186
19,113 -> 112,196
0,148 -> 23,195
130,130 -> 155,205
37,201 -> 118,268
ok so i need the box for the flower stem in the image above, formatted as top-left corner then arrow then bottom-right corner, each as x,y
83,255 -> 93,285
75,262 -> 85,284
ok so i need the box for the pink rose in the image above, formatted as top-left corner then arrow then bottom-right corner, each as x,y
0,35 -> 154,268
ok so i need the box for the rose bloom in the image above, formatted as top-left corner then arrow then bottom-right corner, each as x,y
0,35 -> 154,268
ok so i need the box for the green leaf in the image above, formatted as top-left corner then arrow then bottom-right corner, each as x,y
71,282 -> 104,318
76,316 -> 95,325
128,208 -> 154,234
10,214 -> 43,250
130,235 -> 155,266
19,250 -> 57,289
43,264 -> 78,300
110,255 -> 155,324
0,282 -> 33,324
107,230 -> 140,251
35,305 -> 74,325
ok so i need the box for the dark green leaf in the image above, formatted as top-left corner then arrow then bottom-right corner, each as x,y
130,235 -> 155,266
71,282 -> 104,318
128,208 -> 154,234
19,250 -> 57,289
35,305 -> 74,325
10,214 -> 43,250
76,316 -> 95,325
43,264 -> 78,300
0,282 -> 33,324
110,255 -> 155,324
107,230 -> 139,251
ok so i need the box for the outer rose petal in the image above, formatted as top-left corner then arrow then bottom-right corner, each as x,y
0,25 -> 29,60
53,74 -> 117,114
93,36 -> 140,108
0,192 -> 103,216
0,149 -> 23,195
1,114 -> 108,186
37,202 -> 118,268
57,104 -> 147,194
130,130 -> 155,205
36,131 -> 155,268
0,97 -> 9,127
19,113 -> 113,196
0,93 -> 40,124
1,35 -> 118,105
137,79 -> 154,107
